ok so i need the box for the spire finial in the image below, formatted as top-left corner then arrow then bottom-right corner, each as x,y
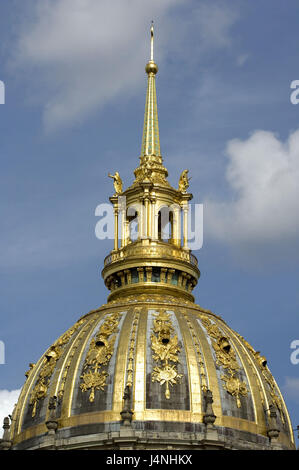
146,22 -> 158,75
150,21 -> 154,62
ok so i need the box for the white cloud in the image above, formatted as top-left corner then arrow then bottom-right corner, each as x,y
11,0 -> 240,132
283,377 -> 299,404
0,389 -> 21,438
204,129 -> 299,258
11,0 -> 181,131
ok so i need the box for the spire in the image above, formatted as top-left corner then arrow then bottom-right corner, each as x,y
141,22 -> 161,158
103,24 -> 199,305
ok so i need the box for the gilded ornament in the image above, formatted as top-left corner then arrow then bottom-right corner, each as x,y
139,159 -> 153,182
235,331 -> 285,424
56,318 -> 97,400
80,369 -> 108,403
221,374 -> 248,408
262,370 -> 285,424
29,319 -> 85,417
269,390 -> 284,423
80,312 -> 121,402
199,315 -> 248,408
151,334 -> 180,363
152,364 -> 180,399
213,338 -> 239,372
151,311 -> 182,399
25,363 -> 36,379
125,311 -> 140,388
30,379 -> 48,418
133,162 -> 170,187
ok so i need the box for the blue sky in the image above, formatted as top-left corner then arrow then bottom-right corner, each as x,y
0,0 -> 298,444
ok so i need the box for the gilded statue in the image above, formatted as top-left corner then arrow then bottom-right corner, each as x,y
108,171 -> 123,194
178,169 -> 191,193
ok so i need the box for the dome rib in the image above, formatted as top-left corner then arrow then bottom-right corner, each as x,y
175,309 -> 202,418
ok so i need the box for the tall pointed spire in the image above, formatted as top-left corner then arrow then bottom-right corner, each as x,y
141,22 -> 161,158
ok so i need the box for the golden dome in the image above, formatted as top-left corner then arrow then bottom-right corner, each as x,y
5,24 -> 295,451
10,295 -> 294,449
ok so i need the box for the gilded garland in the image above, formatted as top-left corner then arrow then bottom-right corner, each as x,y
29,318 -> 85,417
151,310 -> 182,399
199,315 -> 248,408
236,332 -> 285,423
126,310 -> 140,388
80,312 -> 121,402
